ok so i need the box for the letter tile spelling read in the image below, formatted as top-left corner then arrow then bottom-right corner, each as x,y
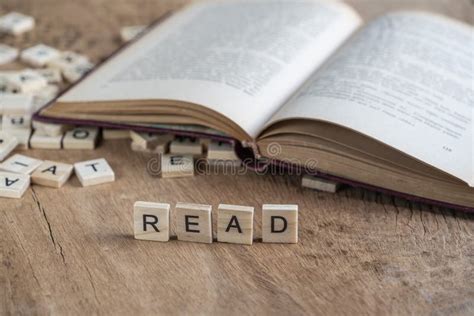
134,202 -> 170,242
262,204 -> 298,244
176,202 -> 213,244
217,204 -> 254,245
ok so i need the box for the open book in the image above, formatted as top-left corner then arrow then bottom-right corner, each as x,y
35,0 -> 474,210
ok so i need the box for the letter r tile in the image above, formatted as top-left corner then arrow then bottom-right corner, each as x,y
134,201 -> 170,242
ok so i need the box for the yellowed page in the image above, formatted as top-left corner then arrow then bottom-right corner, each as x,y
267,12 -> 474,186
57,0 -> 361,139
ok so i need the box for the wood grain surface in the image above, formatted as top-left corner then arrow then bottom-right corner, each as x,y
1,0 -> 473,315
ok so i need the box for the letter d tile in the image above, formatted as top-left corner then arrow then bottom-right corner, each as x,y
262,204 -> 298,244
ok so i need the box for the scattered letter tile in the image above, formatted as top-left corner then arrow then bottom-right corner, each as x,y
217,204 -> 254,245
31,160 -> 73,188
74,158 -> 115,187
0,132 -> 18,161
35,68 -> 62,84
32,121 -> 70,137
262,204 -> 298,244
0,93 -> 33,115
134,201 -> 170,242
169,136 -> 202,156
30,129 -> 62,149
0,44 -> 19,65
6,69 -> 47,94
0,12 -> 35,35
48,51 -> 90,71
176,202 -> 213,244
62,62 -> 94,83
2,114 -> 32,130
62,126 -> 99,149
207,141 -> 238,160
161,154 -> 194,178
302,175 -> 341,193
0,171 -> 30,198
6,129 -> 31,150
0,153 -> 42,174
20,44 -> 60,67
102,128 -> 131,140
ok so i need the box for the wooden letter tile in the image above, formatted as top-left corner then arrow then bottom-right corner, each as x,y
262,204 -> 298,244
217,204 -> 254,245
32,84 -> 60,111
176,202 -> 213,244
0,131 -> 18,161
0,44 -> 19,65
62,127 -> 99,149
169,136 -> 202,156
6,129 -> 31,150
20,44 -> 60,67
207,141 -> 238,160
0,12 -> 35,35
302,175 -> 341,193
48,51 -> 90,71
161,154 -> 194,178
74,158 -> 115,187
102,128 -> 131,140
2,114 -> 32,130
62,62 -> 94,83
0,154 -> 42,174
31,160 -> 73,188
35,68 -> 62,84
0,171 -> 30,198
0,93 -> 33,115
32,121 -> 70,137
5,69 -> 47,94
30,129 -> 62,149
134,201 -> 170,242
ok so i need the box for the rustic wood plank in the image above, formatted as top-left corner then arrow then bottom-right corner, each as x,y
0,0 -> 473,315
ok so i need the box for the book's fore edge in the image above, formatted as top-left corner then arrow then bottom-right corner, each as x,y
33,10 -> 175,120
265,158 -> 474,213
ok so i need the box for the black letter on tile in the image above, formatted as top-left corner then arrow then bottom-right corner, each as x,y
226,216 -> 242,233
85,163 -> 99,172
5,177 -> 19,187
42,165 -> 57,175
73,130 -> 89,139
185,215 -> 200,233
143,214 -> 159,232
271,216 -> 287,233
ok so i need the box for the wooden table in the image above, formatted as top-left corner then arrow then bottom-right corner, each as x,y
1,0 -> 473,314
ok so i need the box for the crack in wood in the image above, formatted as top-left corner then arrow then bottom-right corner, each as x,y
31,187 -> 66,265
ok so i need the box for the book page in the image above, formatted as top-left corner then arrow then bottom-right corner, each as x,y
267,12 -> 474,186
57,0 -> 361,139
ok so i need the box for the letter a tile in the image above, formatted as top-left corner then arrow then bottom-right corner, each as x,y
217,204 -> 254,245
31,160 -> 73,188
0,171 -> 30,198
